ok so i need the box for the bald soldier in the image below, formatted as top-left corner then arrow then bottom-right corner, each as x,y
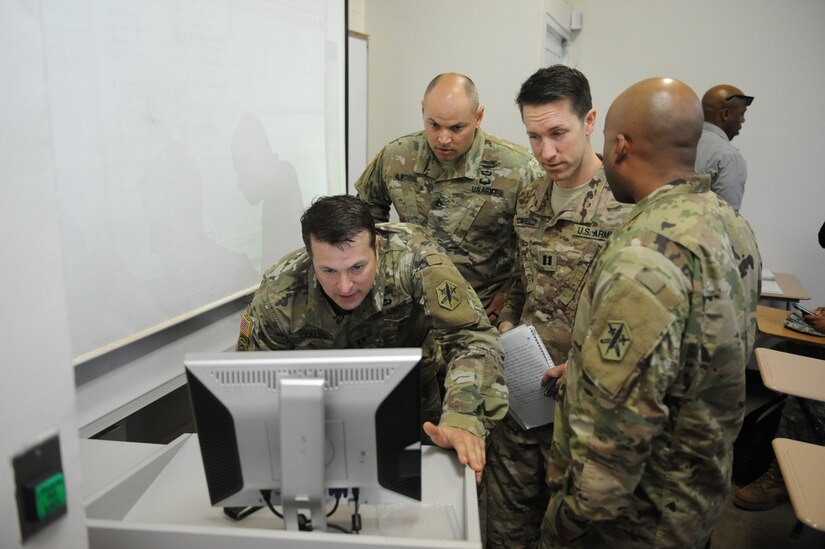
541,79 -> 761,548
236,195 -> 508,481
356,73 -> 543,323
695,84 -> 754,211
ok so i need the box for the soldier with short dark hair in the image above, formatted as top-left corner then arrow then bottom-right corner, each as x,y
355,73 -> 543,324
236,194 -> 508,481
484,65 -> 631,549
541,78 -> 761,548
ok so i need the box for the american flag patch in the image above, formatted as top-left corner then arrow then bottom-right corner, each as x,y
239,314 -> 252,337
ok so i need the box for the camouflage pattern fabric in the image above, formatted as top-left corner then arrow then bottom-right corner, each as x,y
776,396 -> 825,445
484,169 -> 631,549
483,415 -> 554,549
235,222 -> 508,439
499,169 -> 633,364
784,312 -> 825,337
355,129 -> 543,306
772,341 -> 825,444
541,175 -> 762,548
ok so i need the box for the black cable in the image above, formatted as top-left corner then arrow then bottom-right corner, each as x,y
260,490 -> 283,519
350,487 -> 362,534
326,494 -> 341,517
261,489 -> 354,534
327,523 -> 350,534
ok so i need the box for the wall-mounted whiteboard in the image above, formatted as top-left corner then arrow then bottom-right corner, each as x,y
40,0 -> 346,363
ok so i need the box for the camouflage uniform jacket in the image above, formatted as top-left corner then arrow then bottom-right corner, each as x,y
498,168 -> 632,364
355,129 -> 543,306
544,176 -> 761,548
236,222 -> 508,439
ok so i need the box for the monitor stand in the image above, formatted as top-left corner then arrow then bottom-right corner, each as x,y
278,377 -> 327,532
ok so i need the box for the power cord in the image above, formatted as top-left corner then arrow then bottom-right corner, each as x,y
350,487 -> 362,534
259,488 -> 355,533
260,489 -> 283,518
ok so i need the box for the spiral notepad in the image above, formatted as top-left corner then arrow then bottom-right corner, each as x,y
500,324 -> 558,430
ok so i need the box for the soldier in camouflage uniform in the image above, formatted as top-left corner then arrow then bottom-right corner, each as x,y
541,78 -> 761,548
236,195 -> 508,480
355,73 -> 543,321
485,66 -> 631,549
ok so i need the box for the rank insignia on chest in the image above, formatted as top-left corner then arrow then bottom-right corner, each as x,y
598,321 -> 631,361
437,280 -> 461,310
539,253 -> 557,271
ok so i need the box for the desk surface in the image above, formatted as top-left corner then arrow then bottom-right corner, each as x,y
756,306 -> 825,346
761,272 -> 810,301
772,438 -> 825,532
83,434 -> 480,549
755,348 -> 825,401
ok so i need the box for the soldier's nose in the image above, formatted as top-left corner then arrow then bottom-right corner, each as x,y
338,274 -> 353,293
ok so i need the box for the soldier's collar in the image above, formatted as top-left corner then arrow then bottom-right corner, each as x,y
630,174 -> 711,217
414,129 -> 485,180
543,170 -> 605,222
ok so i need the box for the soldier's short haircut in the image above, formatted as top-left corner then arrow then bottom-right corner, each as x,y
301,194 -> 377,254
424,73 -> 480,112
515,65 -> 592,120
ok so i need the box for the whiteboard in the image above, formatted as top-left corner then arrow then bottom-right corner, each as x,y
40,0 -> 346,363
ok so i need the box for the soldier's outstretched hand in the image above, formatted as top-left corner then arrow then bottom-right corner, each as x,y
423,422 -> 485,484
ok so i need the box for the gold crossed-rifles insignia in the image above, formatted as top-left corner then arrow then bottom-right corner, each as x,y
437,280 -> 461,310
598,321 -> 631,361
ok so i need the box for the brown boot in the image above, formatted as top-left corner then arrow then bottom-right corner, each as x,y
733,460 -> 788,511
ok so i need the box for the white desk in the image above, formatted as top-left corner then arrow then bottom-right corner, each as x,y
760,272 -> 811,303
755,348 -> 825,401
81,434 -> 481,549
772,438 -> 825,532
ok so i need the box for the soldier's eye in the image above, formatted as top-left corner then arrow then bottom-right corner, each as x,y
351,264 -> 363,272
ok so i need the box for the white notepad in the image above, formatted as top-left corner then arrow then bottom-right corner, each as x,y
500,324 -> 558,430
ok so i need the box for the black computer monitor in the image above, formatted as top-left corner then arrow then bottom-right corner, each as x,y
184,348 -> 422,531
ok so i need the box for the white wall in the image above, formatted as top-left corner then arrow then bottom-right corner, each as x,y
1,4 -> 88,547
364,0 -> 547,152
576,0 -> 825,304
364,0 -> 825,304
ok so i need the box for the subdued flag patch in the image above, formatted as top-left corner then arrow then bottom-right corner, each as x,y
437,280 -> 461,310
598,321 -> 631,361
239,313 -> 252,337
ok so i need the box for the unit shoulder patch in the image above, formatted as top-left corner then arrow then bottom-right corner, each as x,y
437,280 -> 461,310
597,321 -> 631,361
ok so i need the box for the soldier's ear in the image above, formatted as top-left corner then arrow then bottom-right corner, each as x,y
475,105 -> 485,128
584,108 -> 597,136
374,235 -> 380,258
613,133 -> 630,164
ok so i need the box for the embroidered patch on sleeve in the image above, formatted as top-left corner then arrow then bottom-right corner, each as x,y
239,313 -> 253,337
437,280 -> 461,310
598,321 -> 631,361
